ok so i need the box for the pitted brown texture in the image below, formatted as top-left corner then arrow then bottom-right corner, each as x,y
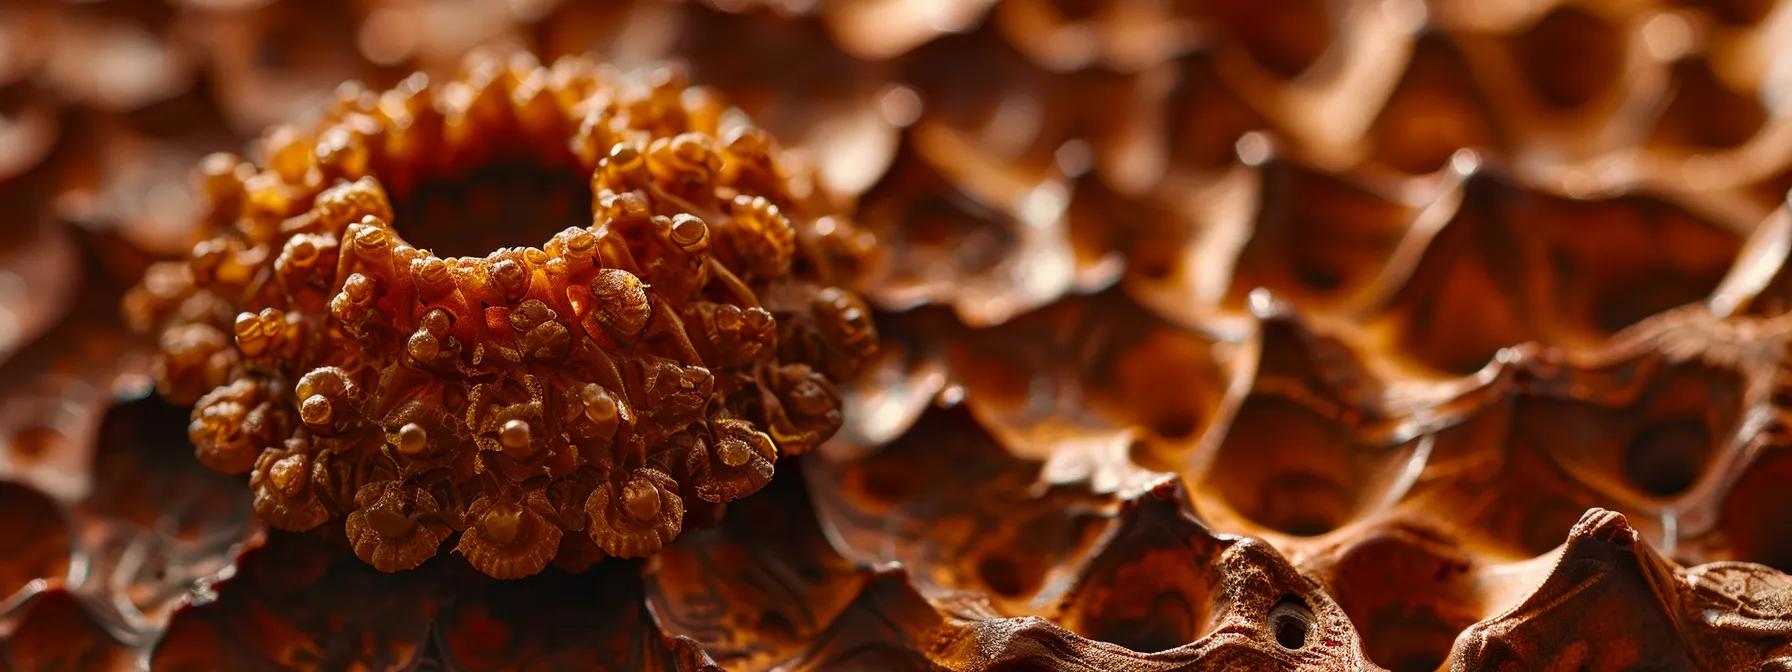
4,0 -> 1792,670
122,51 -> 877,579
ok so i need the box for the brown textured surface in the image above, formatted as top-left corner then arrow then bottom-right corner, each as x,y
1,0 -> 1791,670
121,52 -> 876,579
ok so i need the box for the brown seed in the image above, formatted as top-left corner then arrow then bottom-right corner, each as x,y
581,384 -> 619,426
590,269 -> 651,337
669,213 -> 709,253
299,395 -> 332,426
396,423 -> 429,455
717,438 -> 753,468
365,507 -> 417,539
126,51 -> 875,581
480,505 -> 523,546
406,331 -> 440,362
499,419 -> 532,451
267,455 -> 308,498
622,477 -> 661,522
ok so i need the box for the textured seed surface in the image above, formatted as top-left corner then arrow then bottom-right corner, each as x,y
0,0 -> 1789,670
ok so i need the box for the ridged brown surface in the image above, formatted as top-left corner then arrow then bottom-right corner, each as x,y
2,0 -> 1792,670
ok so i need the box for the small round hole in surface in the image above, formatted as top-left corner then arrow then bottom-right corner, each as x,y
977,551 -> 1040,598
1269,597 -> 1313,650
1257,472 -> 1352,537
1129,246 -> 1177,280
1623,418 -> 1711,497
1365,607 -> 1456,672
1293,262 -> 1343,291
9,425 -> 61,462
1147,409 -> 1200,440
1080,592 -> 1199,654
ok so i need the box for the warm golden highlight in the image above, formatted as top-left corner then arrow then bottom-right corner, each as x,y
123,51 -> 877,579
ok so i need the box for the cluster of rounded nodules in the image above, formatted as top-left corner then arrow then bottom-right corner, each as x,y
122,51 -> 879,579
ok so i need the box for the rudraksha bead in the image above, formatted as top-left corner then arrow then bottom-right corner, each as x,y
123,50 -> 877,579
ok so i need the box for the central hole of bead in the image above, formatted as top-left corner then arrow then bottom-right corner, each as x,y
388,158 -> 594,258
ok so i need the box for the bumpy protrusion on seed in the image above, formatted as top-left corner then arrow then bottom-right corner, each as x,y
601,142 -> 649,188
330,272 -> 383,341
586,468 -> 684,558
690,302 -> 777,367
648,132 -> 721,194
189,377 -> 289,474
124,262 -> 219,335
248,439 -> 331,531
565,383 -> 628,452
589,269 -> 652,341
274,233 -> 341,304
666,213 -> 710,255
345,480 -> 453,573
295,367 -> 362,436
458,490 -> 562,579
263,125 -> 318,187
395,423 -> 430,456
155,324 -> 238,405
803,286 -> 879,378
689,418 -> 777,504
500,419 -> 533,454
309,177 -> 393,235
410,256 -> 454,301
511,300 -> 571,360
233,309 -> 303,365
762,363 -> 844,457
126,52 -> 876,578
487,256 -> 531,303
548,227 -> 599,270
725,195 -> 796,280
193,152 -> 253,229
631,359 -> 715,433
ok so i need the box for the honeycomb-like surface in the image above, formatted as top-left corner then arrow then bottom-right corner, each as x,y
1,0 -> 1792,670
